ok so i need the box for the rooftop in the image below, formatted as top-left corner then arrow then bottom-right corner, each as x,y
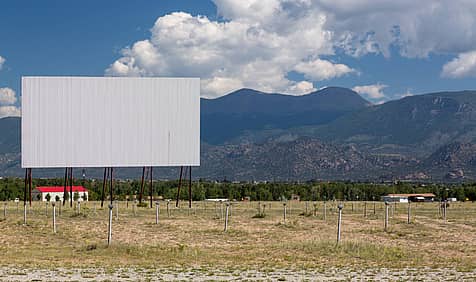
35,186 -> 88,193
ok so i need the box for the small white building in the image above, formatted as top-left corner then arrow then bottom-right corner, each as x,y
381,193 -> 435,203
381,195 -> 409,203
32,186 -> 89,202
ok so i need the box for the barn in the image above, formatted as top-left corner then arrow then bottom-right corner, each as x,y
32,186 -> 89,202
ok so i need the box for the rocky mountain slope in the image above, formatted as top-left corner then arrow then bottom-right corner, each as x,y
201,87 -> 370,144
2,89 -> 476,181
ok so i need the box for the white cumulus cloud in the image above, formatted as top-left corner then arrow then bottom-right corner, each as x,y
105,7 -> 344,97
0,106 -> 20,118
0,87 -> 17,105
0,87 -> 20,118
441,51 -> 476,78
352,84 -> 387,101
0,56 -> 5,70
294,59 -> 355,81
106,0 -> 476,97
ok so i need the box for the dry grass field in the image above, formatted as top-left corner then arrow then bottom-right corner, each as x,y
1,200 -> 476,280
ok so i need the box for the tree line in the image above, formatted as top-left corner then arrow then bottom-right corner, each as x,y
1,177 -> 476,202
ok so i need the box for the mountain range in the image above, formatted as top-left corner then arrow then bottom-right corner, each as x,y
1,87 -> 476,181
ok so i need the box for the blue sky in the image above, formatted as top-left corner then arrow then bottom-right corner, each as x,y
1,0 -> 476,117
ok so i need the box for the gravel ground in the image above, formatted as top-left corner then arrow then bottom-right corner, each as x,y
0,267 -> 475,281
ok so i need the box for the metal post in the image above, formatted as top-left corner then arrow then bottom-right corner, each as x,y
107,204 -> 113,246
78,201 -> 81,214
23,203 -> 27,225
64,167 -> 68,206
45,202 -> 48,217
188,166 -> 192,209
224,203 -> 230,232
166,200 -> 170,217
139,166 -> 146,204
69,168 -> 73,208
52,202 -> 56,234
149,167 -> 153,208
384,201 -> 389,231
3,202 -> 6,220
176,166 -> 183,207
364,202 -> 367,218
443,200 -> 447,223
155,202 -> 159,224
323,201 -> 327,221
24,169 -> 28,210
101,167 -> 107,208
337,204 -> 343,243
28,168 -> 32,207
407,202 -> 411,224
110,167 -> 114,205
283,202 -> 287,223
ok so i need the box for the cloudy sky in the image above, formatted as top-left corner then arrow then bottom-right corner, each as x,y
1,0 -> 476,117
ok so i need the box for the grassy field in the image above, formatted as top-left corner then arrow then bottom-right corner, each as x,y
0,200 -> 475,278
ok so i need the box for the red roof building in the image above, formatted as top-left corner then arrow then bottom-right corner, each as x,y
32,186 -> 89,202
36,186 -> 88,193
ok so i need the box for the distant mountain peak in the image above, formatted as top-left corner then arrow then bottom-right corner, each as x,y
201,87 -> 371,144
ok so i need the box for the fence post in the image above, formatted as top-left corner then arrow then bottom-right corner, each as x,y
443,200 -> 447,223
384,201 -> 389,231
52,202 -> 57,233
224,203 -> 230,232
323,201 -> 327,221
283,202 -> 287,223
23,203 -> 27,225
337,204 -> 343,243
167,200 -> 170,217
155,202 -> 160,225
107,204 -> 113,246
407,202 -> 411,224
3,202 -> 6,220
364,202 -> 367,218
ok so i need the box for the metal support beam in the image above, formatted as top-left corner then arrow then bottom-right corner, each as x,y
149,166 -> 153,208
188,166 -> 192,209
139,166 -> 145,204
110,167 -> 114,205
101,168 -> 107,208
63,168 -> 68,206
28,168 -> 32,207
69,168 -> 73,207
176,166 -> 183,207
